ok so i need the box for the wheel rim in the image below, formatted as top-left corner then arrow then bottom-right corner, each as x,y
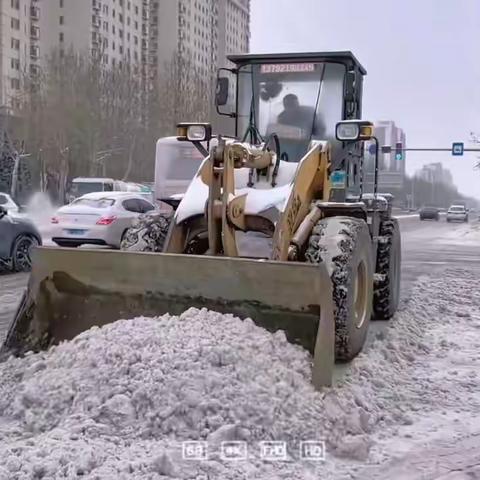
15,237 -> 37,270
353,260 -> 368,329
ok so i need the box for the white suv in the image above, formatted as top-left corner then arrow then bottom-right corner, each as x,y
446,205 -> 468,223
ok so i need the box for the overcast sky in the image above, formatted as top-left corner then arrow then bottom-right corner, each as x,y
250,0 -> 480,198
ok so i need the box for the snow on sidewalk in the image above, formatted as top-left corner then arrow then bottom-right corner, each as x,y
353,268 -> 480,479
0,268 -> 479,479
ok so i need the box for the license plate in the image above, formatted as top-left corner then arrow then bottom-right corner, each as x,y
65,229 -> 86,235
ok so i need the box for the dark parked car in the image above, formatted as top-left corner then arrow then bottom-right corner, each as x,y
0,205 -> 42,272
419,206 -> 440,221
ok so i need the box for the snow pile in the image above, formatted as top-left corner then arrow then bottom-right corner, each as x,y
0,268 -> 479,479
355,267 -> 480,478
0,308 -> 369,479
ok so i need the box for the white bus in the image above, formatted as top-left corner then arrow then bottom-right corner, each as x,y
69,177 -> 153,203
154,136 -> 207,207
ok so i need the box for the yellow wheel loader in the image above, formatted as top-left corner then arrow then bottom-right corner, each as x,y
3,52 -> 401,389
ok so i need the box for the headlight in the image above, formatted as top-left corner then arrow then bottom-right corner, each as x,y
177,123 -> 212,142
336,123 -> 360,141
335,120 -> 374,141
187,125 -> 207,141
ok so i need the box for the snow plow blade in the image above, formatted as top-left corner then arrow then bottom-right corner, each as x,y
3,247 -> 335,388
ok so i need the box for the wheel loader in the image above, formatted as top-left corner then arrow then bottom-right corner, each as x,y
3,52 -> 401,389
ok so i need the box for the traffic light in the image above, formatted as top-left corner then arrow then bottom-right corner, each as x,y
395,142 -> 403,161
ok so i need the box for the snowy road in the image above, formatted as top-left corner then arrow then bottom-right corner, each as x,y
399,215 -> 480,297
0,217 -> 480,479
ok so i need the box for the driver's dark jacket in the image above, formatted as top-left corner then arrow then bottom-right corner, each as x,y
277,105 -> 316,132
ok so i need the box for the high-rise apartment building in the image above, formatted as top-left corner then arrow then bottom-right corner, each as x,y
0,0 -> 250,112
39,0 -> 148,69
416,162 -> 454,186
218,0 -> 249,67
0,0 -> 40,111
363,120 -> 406,192
149,0 -> 250,80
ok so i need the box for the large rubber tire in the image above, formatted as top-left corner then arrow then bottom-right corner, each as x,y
373,218 -> 401,320
12,235 -> 39,272
121,212 -> 172,252
305,216 -> 374,362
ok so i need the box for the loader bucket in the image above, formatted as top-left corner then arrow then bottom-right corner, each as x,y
3,247 -> 334,388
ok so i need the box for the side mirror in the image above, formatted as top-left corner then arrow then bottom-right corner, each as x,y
0,206 -> 7,218
215,68 -> 236,118
215,77 -> 229,106
336,120 -> 374,142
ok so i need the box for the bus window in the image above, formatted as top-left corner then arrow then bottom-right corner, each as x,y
164,145 -> 203,181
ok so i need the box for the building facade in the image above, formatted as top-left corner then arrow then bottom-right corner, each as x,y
39,0 -> 148,69
364,120 -> 406,192
416,162 -> 454,186
0,0 -> 250,112
0,0 -> 40,111
149,0 -> 250,78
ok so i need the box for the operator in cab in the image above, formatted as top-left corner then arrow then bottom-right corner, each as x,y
275,93 -> 324,162
277,94 -> 315,132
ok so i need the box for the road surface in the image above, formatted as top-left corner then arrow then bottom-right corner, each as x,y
400,214 -> 480,295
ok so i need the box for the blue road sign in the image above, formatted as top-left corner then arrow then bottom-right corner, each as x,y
368,144 -> 377,155
452,142 -> 464,156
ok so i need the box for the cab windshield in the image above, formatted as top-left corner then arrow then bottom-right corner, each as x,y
237,62 -> 346,162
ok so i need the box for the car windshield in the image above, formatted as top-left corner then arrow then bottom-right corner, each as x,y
72,198 -> 115,208
450,206 -> 465,212
237,62 -> 346,162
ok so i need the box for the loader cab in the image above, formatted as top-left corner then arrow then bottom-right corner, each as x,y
216,52 -> 365,170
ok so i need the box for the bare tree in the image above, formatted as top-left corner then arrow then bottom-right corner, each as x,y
14,47 -> 217,202
17,48 -> 147,200
156,50 -> 215,134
